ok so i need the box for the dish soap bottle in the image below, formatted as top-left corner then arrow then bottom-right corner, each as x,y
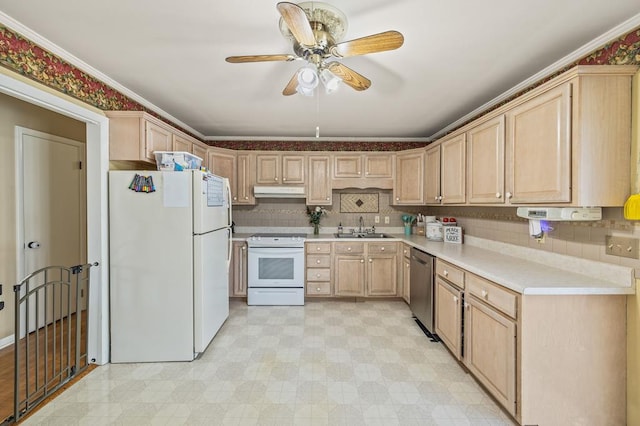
337,222 -> 343,234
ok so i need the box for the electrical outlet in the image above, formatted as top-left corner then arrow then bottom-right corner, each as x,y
0,284 -> 3,311
384,216 -> 390,224
605,236 -> 639,259
374,216 -> 380,223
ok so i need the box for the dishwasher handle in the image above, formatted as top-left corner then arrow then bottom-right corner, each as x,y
411,255 -> 430,265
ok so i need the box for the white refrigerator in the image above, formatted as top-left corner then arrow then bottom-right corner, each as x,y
109,170 -> 231,362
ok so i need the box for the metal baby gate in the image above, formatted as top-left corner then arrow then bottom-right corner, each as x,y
11,262 -> 98,423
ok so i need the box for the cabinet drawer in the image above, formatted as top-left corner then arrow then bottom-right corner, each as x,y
402,244 -> 411,259
334,242 -> 365,254
307,268 -> 330,282
368,242 -> 397,254
306,242 -> 331,254
307,255 -> 331,268
307,281 -> 331,295
466,273 -> 518,318
435,259 -> 465,288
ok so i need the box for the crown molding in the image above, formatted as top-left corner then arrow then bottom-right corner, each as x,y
429,12 -> 640,140
204,135 -> 429,142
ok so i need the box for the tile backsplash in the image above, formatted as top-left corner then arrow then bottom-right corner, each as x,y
234,193 -> 640,274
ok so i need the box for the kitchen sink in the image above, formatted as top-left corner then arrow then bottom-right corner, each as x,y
334,233 -> 391,238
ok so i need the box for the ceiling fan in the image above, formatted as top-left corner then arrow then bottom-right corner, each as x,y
225,1 -> 404,96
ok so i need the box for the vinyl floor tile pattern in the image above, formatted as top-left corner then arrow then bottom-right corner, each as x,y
22,300 -> 515,425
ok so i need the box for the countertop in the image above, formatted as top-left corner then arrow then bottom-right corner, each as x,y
233,232 -> 636,296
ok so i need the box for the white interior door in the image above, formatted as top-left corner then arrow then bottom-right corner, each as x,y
16,127 -> 86,329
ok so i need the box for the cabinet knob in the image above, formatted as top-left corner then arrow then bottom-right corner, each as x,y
396,197 -> 400,201
233,196 -> 237,200
360,259 -> 364,263
283,177 -> 286,181
443,270 -> 449,277
453,296 -> 458,303
316,287 -> 321,292
316,247 -> 321,251
406,263 -> 410,268
365,171 -> 369,175
326,197 -> 330,201
496,192 -> 501,198
381,247 -> 385,251
506,192 -> 512,199
347,247 -> 352,251
316,273 -> 321,278
369,258 -> 373,263
316,259 -> 321,264
241,246 -> 246,251
434,196 -> 439,201
465,303 -> 470,309
244,196 -> 249,200
481,289 -> 488,299
275,177 -> 278,181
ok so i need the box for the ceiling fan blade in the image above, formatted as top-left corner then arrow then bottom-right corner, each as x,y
226,54 -> 297,63
328,62 -> 371,91
330,30 -> 404,58
277,2 -> 316,47
283,71 -> 299,96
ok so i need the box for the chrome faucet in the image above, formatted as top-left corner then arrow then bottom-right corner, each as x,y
359,216 -> 364,233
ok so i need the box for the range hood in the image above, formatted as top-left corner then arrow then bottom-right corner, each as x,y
253,185 -> 306,198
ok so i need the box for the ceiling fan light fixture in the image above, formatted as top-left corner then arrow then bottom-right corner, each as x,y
320,68 -> 341,94
279,1 -> 348,43
296,66 -> 319,96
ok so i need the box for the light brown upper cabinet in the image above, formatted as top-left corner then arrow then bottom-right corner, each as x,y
424,134 -> 466,205
235,153 -> 256,205
172,134 -> 193,153
467,115 -> 505,204
307,155 -> 332,205
107,111 -> 174,163
256,154 -> 305,185
393,149 -> 425,205
440,134 -> 466,204
332,153 -> 394,189
192,143 -> 208,169
505,83 -> 571,204
208,149 -> 237,202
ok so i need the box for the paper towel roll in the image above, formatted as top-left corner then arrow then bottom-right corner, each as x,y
529,219 -> 543,237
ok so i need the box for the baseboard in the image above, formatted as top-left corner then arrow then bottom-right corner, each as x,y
0,334 -> 14,350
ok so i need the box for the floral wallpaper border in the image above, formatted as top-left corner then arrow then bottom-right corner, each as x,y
0,23 -> 639,151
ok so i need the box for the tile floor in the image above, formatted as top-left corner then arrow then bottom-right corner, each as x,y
23,300 -> 515,425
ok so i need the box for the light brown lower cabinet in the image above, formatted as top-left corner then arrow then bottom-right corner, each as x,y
402,256 -> 410,303
229,241 -> 247,296
333,242 -> 398,297
463,295 -> 516,416
433,259 -> 626,425
434,276 -> 463,360
334,254 -> 366,296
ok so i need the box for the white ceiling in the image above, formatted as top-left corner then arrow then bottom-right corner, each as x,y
0,1 -> 639,140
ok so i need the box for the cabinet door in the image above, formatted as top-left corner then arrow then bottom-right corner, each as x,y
172,134 -> 193,153
402,257 -> 410,303
209,151 -> 237,201
464,296 -> 517,416
367,255 -> 397,296
333,155 -> 362,178
425,145 -> 441,205
282,155 -> 305,184
256,154 -> 280,184
365,154 -> 393,178
307,156 -> 332,205
467,116 -> 505,204
230,242 -> 247,296
192,143 -> 208,168
235,153 -> 255,205
145,121 -> 172,161
393,150 -> 425,205
441,134 -> 466,204
435,277 -> 463,359
506,83 -> 571,203
334,255 -> 365,296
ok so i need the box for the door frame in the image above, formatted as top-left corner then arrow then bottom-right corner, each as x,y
15,127 -> 87,283
0,71 -> 110,365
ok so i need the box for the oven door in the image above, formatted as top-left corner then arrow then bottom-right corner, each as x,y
248,246 -> 304,288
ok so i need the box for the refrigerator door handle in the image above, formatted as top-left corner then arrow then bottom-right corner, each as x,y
226,228 -> 232,268
226,179 -> 233,227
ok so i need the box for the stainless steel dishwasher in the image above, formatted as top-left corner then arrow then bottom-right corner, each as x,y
409,247 -> 437,339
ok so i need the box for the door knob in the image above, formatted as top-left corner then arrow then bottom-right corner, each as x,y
27,241 -> 41,249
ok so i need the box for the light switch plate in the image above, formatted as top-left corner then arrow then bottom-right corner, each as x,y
605,236 -> 639,259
